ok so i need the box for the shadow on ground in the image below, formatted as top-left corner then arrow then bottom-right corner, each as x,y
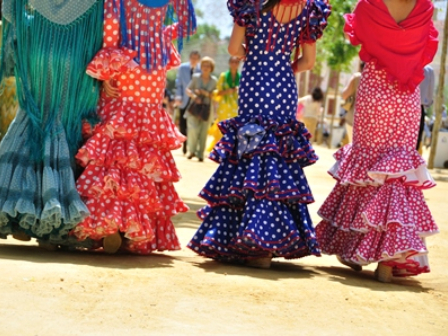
0,243 -> 178,270
188,258 -> 319,281
315,265 -> 434,293
173,196 -> 205,229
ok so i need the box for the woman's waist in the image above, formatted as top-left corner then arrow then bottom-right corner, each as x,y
100,93 -> 163,105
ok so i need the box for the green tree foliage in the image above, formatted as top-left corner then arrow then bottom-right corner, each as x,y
188,23 -> 221,42
316,0 -> 359,73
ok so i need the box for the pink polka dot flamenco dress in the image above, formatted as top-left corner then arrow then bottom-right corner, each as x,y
315,0 -> 439,282
71,0 -> 196,254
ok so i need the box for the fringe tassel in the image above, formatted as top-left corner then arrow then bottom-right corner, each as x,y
11,0 -> 103,161
115,0 -> 196,72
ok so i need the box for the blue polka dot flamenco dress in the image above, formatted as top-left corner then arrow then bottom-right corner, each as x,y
188,0 -> 331,263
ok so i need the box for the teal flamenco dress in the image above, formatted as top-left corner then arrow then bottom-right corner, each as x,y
0,0 -> 103,245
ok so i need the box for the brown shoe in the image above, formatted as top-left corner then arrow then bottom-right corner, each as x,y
103,232 -> 122,254
246,256 -> 272,269
13,232 -> 31,242
337,256 -> 362,272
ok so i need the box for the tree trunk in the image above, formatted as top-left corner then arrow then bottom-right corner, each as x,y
316,70 -> 331,145
304,70 -> 310,96
428,2 -> 448,169
328,71 -> 341,149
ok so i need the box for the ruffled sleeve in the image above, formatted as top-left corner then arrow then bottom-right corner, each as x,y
163,23 -> 181,70
227,0 -> 261,38
301,0 -> 331,43
86,47 -> 138,81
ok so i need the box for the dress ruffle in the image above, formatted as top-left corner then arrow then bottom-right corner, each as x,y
188,115 -> 320,260
317,143 -> 438,276
344,13 -> 439,92
316,220 -> 431,276
318,182 -> 438,236
204,115 -> 317,205
122,215 -> 181,255
227,0 -> 260,38
77,99 -> 186,164
0,109 -> 89,240
86,47 -> 139,81
302,0 -> 331,43
73,97 -> 188,248
328,144 -> 435,188
190,198 -> 319,260
211,115 -> 317,167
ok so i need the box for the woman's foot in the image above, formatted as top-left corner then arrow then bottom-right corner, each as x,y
337,256 -> 362,272
103,232 -> 122,254
198,158 -> 204,162
375,263 -> 393,283
12,232 -> 31,242
187,153 -> 195,160
246,255 -> 272,269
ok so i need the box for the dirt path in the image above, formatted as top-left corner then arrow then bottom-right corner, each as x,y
0,146 -> 447,336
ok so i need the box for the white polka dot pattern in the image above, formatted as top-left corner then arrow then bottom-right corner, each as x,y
188,9 -> 321,261
72,0 -> 191,254
316,63 -> 438,277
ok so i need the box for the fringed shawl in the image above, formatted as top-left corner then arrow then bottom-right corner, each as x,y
0,0 -> 103,160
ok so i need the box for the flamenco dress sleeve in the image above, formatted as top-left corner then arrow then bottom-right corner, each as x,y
164,23 -> 182,71
85,0 -> 138,81
301,0 -> 331,44
227,0 -> 259,41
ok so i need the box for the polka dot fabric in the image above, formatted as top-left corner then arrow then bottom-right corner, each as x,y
316,63 -> 439,276
72,0 -> 192,255
188,5 -> 329,261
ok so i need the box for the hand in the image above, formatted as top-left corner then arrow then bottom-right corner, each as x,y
103,80 -> 120,98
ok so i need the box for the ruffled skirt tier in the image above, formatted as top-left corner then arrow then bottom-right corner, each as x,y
316,64 -> 438,277
0,109 -> 88,241
188,115 -> 321,260
73,97 -> 188,253
316,144 -> 438,276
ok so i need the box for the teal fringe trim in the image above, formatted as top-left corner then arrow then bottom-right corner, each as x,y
10,0 -> 103,161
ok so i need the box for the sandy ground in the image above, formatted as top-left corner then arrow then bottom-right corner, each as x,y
0,145 -> 447,336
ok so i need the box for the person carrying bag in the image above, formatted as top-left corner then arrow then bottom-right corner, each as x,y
188,93 -> 211,122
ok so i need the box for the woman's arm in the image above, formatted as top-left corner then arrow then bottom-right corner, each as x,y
186,77 -> 197,98
341,75 -> 356,100
292,43 -> 316,73
228,23 -> 246,58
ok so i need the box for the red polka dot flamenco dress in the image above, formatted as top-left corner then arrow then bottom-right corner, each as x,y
72,0 -> 196,254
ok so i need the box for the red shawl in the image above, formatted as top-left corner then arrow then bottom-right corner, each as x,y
344,0 -> 438,92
